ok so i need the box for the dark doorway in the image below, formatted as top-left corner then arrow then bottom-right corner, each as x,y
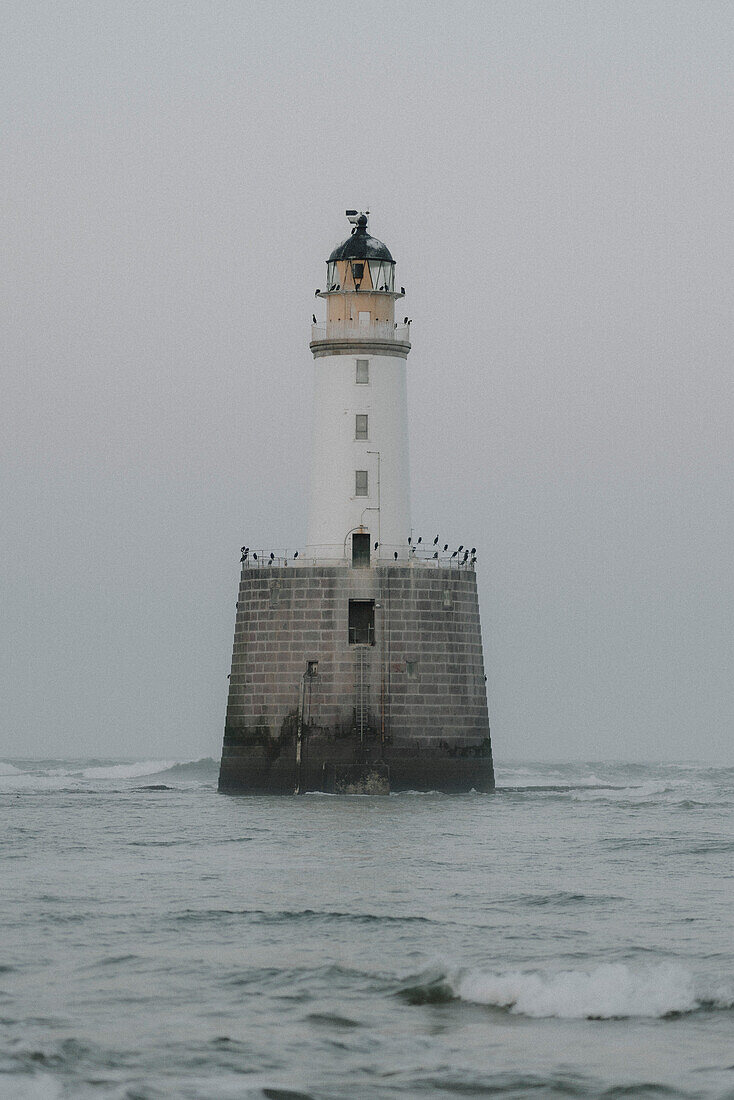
352,533 -> 370,568
349,599 -> 375,645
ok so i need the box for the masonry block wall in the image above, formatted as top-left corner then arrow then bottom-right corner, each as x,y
218,564 -> 494,793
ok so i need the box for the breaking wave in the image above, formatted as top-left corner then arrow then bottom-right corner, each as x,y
81,757 -> 218,780
400,962 -> 734,1019
0,757 -> 219,788
81,760 -> 179,779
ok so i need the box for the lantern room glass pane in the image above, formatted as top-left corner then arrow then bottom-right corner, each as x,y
368,260 -> 382,290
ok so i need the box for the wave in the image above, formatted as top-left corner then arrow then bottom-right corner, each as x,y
0,757 -> 219,790
173,906 -> 436,927
81,756 -> 218,780
570,779 -> 689,802
158,757 -> 219,778
81,759 -> 179,779
401,962 -> 734,1019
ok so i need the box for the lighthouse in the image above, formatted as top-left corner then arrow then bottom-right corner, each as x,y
218,212 -> 494,794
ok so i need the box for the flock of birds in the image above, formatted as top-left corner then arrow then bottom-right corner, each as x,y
406,535 -> 476,565
314,286 -> 407,296
239,538 -> 476,567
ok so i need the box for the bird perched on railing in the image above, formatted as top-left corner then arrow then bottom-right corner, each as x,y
312,314 -> 317,323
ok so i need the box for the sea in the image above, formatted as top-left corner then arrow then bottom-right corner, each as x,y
1,758 -> 732,1099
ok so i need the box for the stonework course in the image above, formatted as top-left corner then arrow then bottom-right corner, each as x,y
218,564 -> 495,794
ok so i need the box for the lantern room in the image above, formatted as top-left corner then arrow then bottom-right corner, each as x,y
318,212 -> 404,328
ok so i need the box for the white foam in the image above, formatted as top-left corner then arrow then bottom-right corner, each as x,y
453,962 -> 700,1018
0,762 -> 22,775
81,760 -> 178,779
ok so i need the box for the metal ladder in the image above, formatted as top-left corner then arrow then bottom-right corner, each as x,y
355,648 -> 368,745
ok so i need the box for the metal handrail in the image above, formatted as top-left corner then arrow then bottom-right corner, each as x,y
311,322 -> 411,343
239,551 -> 476,571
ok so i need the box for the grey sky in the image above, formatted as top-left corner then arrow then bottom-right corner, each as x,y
2,0 -> 732,763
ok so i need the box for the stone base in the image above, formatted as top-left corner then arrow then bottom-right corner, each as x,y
219,564 -> 494,795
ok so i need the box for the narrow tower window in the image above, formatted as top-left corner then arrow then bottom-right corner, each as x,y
352,533 -> 370,568
355,470 -> 368,496
355,414 -> 368,440
356,359 -> 369,384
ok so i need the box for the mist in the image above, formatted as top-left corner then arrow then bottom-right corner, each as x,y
2,1 -> 732,763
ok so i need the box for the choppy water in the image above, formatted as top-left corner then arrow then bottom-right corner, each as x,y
1,758 -> 732,1099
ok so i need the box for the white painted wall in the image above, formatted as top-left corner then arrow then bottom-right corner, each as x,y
306,352 -> 411,561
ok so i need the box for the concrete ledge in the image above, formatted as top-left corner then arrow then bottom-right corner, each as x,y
310,339 -> 411,359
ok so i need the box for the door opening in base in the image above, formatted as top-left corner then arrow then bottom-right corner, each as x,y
348,599 -> 375,645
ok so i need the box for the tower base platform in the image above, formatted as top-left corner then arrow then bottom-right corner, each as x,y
218,564 -> 494,795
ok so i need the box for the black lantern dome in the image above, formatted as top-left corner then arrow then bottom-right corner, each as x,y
328,214 -> 394,264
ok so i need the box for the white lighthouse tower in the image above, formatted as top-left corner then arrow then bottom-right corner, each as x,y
306,212 -> 412,564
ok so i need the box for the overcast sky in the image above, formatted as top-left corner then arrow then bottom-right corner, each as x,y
2,0 -> 732,764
